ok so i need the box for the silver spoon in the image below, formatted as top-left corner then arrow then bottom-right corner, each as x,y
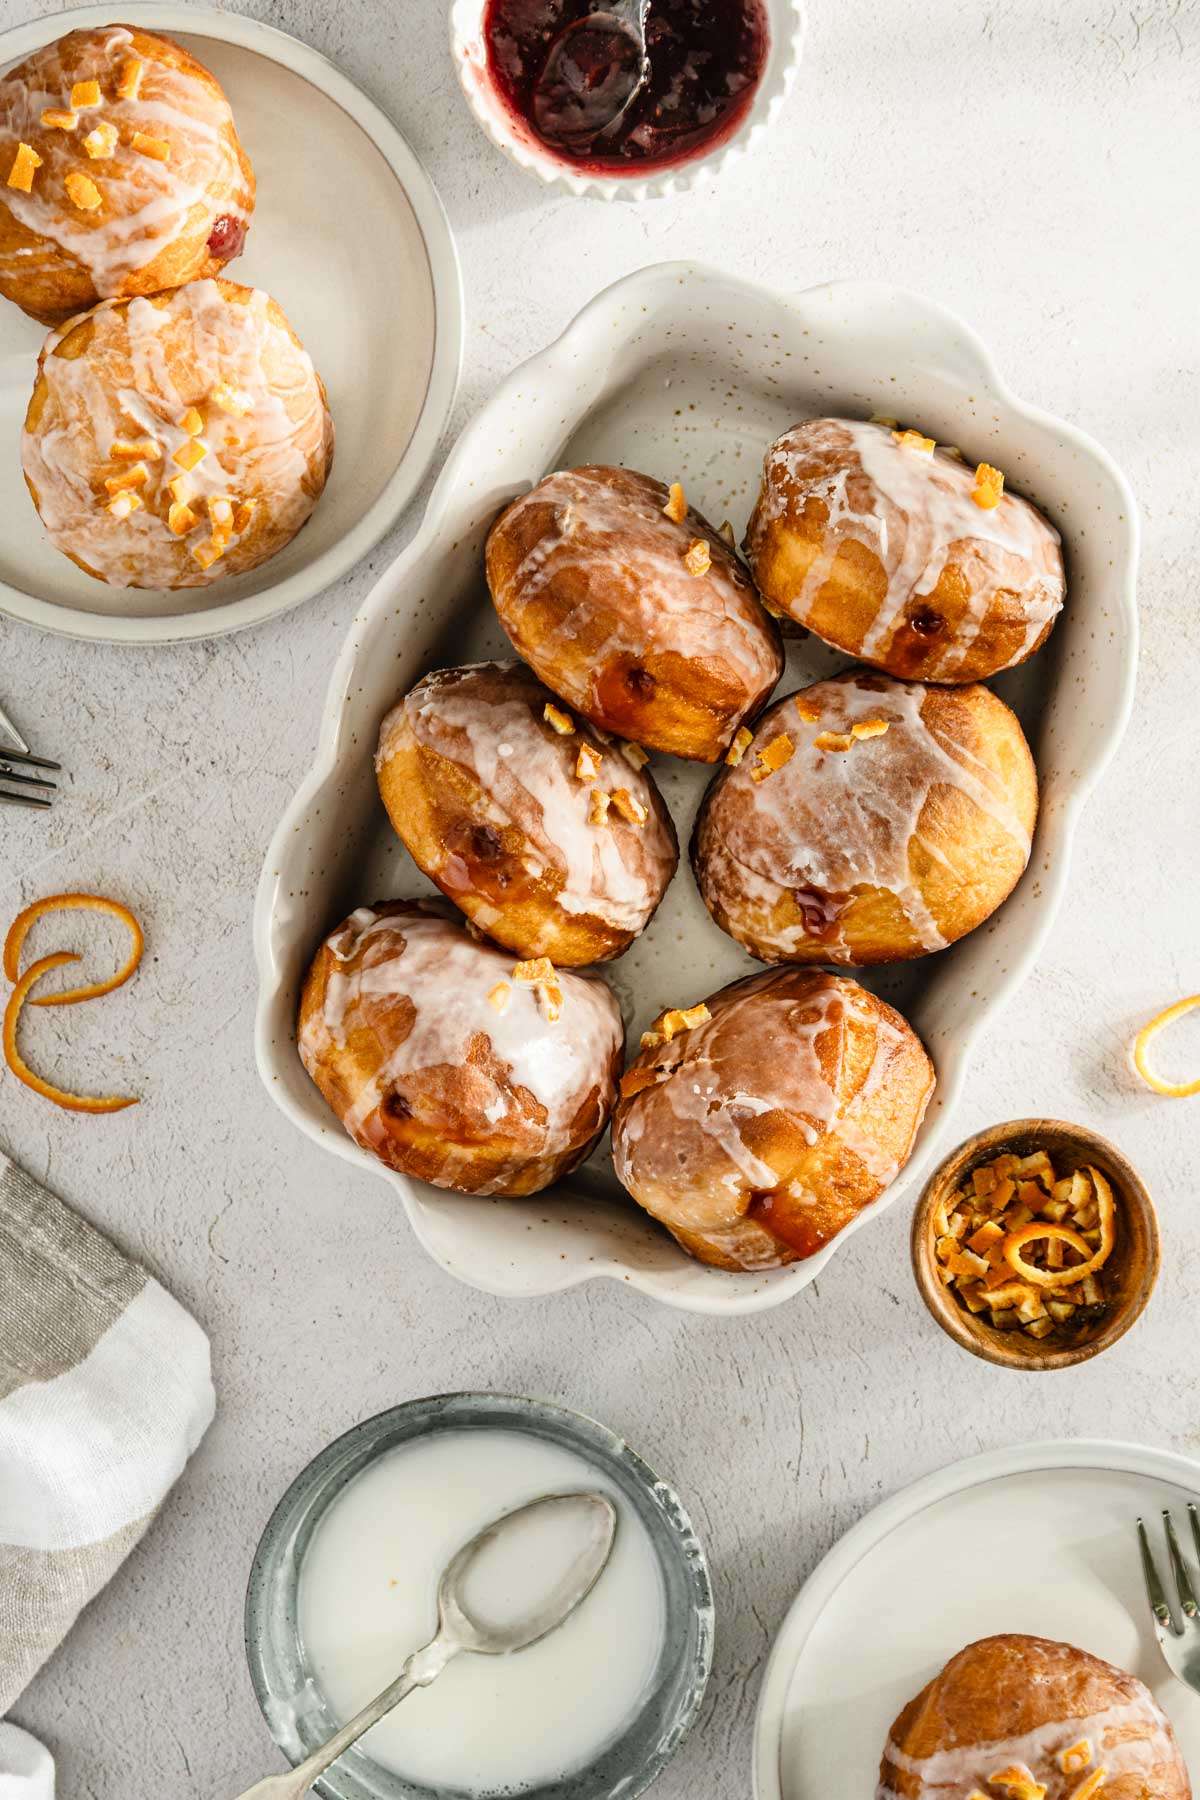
236,1491 -> 618,1800
532,0 -> 651,147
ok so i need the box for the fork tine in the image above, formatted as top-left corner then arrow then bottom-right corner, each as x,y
0,746 -> 61,772
0,787 -> 52,810
1138,1516 -> 1182,1635
1165,1510 -> 1200,1619
0,766 -> 56,792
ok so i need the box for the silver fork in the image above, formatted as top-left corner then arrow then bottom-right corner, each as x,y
0,700 -> 60,811
1137,1506 -> 1200,1691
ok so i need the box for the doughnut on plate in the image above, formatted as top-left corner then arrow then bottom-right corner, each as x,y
256,263 -> 1138,1316
0,2 -> 461,641
753,1440 -> 1200,1800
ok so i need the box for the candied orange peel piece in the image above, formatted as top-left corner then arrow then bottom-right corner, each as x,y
41,107 -> 77,130
107,490 -> 142,518
893,428 -> 936,455
987,1769 -> 1046,1800
70,79 -> 102,110
610,787 -> 647,826
4,951 -> 139,1114
794,695 -> 822,723
131,131 -> 170,162
575,742 -> 603,784
1059,1742 -> 1093,1776
4,892 -> 144,1006
588,788 -> 611,827
683,538 -> 711,576
725,726 -> 753,767
972,461 -> 1005,508
116,57 -> 144,100
7,142 -> 42,192
640,1002 -> 710,1050
619,741 -> 648,769
1003,1169 -> 1115,1290
619,1064 -> 662,1099
1132,993 -> 1200,1097
82,121 -> 118,159
751,732 -> 794,781
543,702 -> 574,735
852,718 -> 890,740
814,729 -> 855,753
663,481 -> 686,524
65,170 -> 102,210
487,980 -> 511,1014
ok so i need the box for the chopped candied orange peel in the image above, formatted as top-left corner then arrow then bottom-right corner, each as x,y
111,436 -> 161,460
972,462 -> 1005,508
610,788 -> 647,826
117,57 -> 144,100
934,1148 -> 1118,1340
65,170 -> 102,210
640,1002 -> 710,1051
191,537 -> 225,570
7,143 -> 42,192
82,121 -> 118,159
725,726 -> 753,767
794,695 -> 822,723
893,428 -> 936,455
232,499 -> 257,535
104,461 -> 148,493
512,957 -> 563,1023
543,702 -> 574,735
41,107 -> 77,130
852,717 -> 890,740
1059,1743 -> 1093,1776
662,481 -> 686,524
167,501 -> 197,536
131,131 -> 170,161
107,490 -> 142,518
619,741 -> 648,769
179,406 -> 205,437
683,538 -> 711,576
575,742 -> 603,784
1132,993 -> 1200,1097
588,789 -> 611,828
172,438 -> 208,472
987,1768 -> 1046,1800
814,729 -> 855,753
70,79 -> 102,110
619,1064 -> 661,1099
751,732 -> 794,782
487,981 -> 511,1014
211,382 -> 253,417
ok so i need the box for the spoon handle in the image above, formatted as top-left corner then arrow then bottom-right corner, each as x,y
233,1638 -> 459,1800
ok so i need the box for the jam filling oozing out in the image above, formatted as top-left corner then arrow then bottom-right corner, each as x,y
207,214 -> 246,261
483,0 -> 769,173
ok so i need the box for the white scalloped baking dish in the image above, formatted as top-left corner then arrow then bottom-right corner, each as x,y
254,263 -> 1138,1317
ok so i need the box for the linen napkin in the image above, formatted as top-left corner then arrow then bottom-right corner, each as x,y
0,1148 -> 215,1789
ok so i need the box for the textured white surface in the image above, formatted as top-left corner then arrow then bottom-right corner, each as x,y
0,1 -> 1197,1795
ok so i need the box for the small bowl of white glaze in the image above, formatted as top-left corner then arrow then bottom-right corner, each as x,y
449,0 -> 807,202
244,1393 -> 714,1800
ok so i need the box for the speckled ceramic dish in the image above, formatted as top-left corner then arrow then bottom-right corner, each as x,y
254,262 -> 1139,1316
244,1392 -> 714,1800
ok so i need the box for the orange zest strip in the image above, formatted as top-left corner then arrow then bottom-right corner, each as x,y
1132,994 -> 1200,1098
4,892 -> 144,1007
4,952 -> 138,1114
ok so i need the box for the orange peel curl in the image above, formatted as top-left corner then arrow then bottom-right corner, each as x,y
4,892 -> 144,1007
4,952 -> 138,1114
1132,994 -> 1200,1097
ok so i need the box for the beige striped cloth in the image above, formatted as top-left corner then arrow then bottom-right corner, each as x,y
0,1149 -> 215,1793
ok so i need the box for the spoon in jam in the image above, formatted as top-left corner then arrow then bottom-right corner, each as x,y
235,1491 -> 619,1799
531,0 -> 651,147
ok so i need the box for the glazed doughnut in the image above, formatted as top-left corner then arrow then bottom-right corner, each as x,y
486,466 -> 783,762
611,968 -> 934,1270
879,1634 -> 1189,1799
692,671 -> 1038,965
744,419 -> 1065,683
0,26 -> 254,325
22,278 -> 334,588
376,663 -> 679,966
298,901 -> 624,1198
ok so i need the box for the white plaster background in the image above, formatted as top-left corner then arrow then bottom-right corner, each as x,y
1,1 -> 1198,1794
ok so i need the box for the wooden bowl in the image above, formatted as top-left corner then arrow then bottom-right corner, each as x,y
911,1118 -> 1160,1371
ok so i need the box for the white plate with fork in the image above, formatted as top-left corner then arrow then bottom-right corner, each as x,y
753,1440 -> 1200,1797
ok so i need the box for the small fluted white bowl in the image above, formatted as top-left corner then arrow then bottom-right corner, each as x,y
449,0 -> 807,201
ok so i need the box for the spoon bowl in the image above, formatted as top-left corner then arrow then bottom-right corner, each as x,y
532,1 -> 651,146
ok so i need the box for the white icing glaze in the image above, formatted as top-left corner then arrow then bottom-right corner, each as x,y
613,969 -> 931,1265
22,279 -> 332,589
299,905 -> 623,1193
0,26 -> 250,297
376,663 -> 676,936
696,673 -> 1035,960
492,467 -> 782,720
748,419 -> 1065,677
877,1694 -> 1176,1798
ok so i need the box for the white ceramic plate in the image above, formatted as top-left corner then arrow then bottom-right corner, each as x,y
254,262 -> 1139,1317
0,2 -> 462,643
753,1439 -> 1200,1799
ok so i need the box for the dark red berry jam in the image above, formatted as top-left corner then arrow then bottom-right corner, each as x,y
483,0 -> 769,174
207,214 -> 246,262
